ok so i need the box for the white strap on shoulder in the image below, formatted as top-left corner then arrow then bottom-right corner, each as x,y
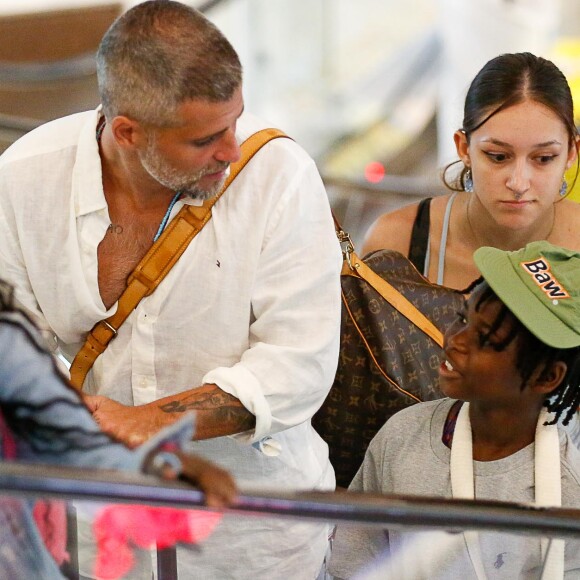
535,408 -> 564,580
450,404 -> 564,580
436,192 -> 457,285
450,403 -> 487,580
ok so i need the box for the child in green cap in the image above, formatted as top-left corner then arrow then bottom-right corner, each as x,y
329,240 -> 580,579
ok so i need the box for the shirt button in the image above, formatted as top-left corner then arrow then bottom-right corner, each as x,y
258,437 -> 282,457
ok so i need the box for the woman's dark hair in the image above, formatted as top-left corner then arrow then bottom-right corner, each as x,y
473,281 -> 580,426
443,52 -> 580,191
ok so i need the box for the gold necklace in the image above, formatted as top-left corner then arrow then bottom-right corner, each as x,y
465,197 -> 485,248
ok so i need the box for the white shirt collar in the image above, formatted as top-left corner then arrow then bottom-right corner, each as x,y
73,106 -> 107,219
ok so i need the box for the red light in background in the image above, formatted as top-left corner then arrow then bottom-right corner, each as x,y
364,161 -> 385,183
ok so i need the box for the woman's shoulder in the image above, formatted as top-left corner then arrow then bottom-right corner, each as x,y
361,194 -> 455,256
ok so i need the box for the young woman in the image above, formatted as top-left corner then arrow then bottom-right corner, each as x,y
362,52 -> 580,291
329,241 -> 580,579
0,279 -> 237,578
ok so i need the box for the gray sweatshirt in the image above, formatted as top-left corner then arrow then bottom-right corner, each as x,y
328,398 -> 580,579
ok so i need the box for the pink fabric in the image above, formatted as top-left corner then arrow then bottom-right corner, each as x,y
0,409 -> 69,566
0,409 -> 16,460
93,505 -> 223,579
32,501 -> 70,566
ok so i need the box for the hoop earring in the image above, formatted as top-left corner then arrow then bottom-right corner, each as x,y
559,178 -> 568,197
464,168 -> 473,193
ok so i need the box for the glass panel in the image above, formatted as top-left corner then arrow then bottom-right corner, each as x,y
1,464 -> 578,580
328,524 -> 580,579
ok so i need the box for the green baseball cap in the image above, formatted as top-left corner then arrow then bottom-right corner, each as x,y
473,241 -> 580,349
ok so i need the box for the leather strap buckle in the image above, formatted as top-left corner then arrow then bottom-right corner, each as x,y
89,319 -> 118,350
99,319 -> 118,338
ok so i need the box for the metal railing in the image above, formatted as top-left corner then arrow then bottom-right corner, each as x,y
2,461 -> 579,539
3,461 -> 577,579
323,173 -> 446,200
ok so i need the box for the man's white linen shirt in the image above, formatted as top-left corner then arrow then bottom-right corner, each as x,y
0,109 -> 341,494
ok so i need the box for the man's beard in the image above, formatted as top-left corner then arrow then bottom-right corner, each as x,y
138,136 -> 229,201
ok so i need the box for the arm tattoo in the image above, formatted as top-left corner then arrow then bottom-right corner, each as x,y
159,388 -> 255,434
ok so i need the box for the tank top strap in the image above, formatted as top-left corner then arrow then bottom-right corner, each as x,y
408,197 -> 432,275
436,192 -> 458,285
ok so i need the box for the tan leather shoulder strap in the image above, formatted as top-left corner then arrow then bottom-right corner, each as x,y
70,128 -> 288,390
333,215 -> 444,347
343,251 -> 444,346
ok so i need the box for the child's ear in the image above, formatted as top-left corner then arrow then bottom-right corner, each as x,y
531,361 -> 567,395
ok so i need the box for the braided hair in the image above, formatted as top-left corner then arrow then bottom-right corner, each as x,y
474,281 -> 580,426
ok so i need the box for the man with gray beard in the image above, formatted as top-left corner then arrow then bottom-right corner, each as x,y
0,1 -> 341,578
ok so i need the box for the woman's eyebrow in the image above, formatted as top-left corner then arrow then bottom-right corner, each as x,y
480,137 -> 562,148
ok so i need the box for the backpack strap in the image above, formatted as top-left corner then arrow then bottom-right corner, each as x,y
70,128 -> 288,390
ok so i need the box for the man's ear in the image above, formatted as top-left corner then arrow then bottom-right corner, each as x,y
531,360 -> 567,396
110,115 -> 147,149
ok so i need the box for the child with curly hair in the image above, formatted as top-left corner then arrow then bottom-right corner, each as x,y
330,241 -> 580,579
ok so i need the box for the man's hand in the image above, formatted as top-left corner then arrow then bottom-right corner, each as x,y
85,395 -> 238,507
84,395 -> 162,447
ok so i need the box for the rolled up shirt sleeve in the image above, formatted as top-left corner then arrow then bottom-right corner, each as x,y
203,152 -> 341,442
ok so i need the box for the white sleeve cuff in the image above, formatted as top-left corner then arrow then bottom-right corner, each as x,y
203,365 -> 272,442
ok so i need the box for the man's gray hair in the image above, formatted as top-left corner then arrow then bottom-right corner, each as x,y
96,0 -> 242,126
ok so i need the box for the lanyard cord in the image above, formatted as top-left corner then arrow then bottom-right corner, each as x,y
153,191 -> 183,242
